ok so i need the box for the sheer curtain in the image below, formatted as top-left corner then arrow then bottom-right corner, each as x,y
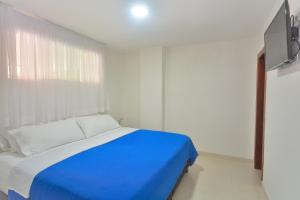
0,4 -> 107,129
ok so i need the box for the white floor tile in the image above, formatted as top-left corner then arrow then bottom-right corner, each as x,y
173,153 -> 268,200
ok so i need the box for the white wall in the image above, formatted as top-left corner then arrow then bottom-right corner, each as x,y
112,47 -> 165,130
140,47 -> 165,130
262,1 -> 300,199
105,48 -> 141,128
104,48 -> 125,119
114,39 -> 259,159
164,37 -> 260,159
121,50 -> 141,128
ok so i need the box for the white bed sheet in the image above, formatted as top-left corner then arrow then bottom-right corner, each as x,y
0,127 -> 137,198
0,152 -> 24,195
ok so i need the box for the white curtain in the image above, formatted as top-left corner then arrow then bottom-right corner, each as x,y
0,4 -> 107,129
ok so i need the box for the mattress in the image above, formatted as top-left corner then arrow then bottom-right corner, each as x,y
0,127 -> 137,196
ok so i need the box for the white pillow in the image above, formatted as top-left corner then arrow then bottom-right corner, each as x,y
0,135 -> 10,152
76,115 -> 120,138
7,119 -> 85,156
5,130 -> 22,153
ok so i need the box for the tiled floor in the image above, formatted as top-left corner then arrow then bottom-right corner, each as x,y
173,153 -> 268,200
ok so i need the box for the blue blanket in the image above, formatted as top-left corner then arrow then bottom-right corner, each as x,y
9,130 -> 198,200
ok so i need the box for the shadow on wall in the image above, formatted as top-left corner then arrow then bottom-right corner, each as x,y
278,59 -> 300,77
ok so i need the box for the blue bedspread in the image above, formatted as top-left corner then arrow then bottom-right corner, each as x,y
9,130 -> 198,200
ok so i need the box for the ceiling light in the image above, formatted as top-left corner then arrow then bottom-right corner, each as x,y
130,4 -> 149,19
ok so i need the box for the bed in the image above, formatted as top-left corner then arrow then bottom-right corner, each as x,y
0,127 -> 198,200
0,152 -> 24,200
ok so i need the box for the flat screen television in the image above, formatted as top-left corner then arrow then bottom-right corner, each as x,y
264,0 -> 293,71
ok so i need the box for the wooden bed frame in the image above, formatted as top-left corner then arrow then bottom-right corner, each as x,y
167,162 -> 190,200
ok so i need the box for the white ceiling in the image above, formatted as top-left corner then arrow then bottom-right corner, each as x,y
1,0 -> 276,49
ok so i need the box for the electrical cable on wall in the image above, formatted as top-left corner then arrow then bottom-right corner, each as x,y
291,15 -> 300,58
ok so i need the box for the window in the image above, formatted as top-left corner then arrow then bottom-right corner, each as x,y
0,4 -> 106,128
8,30 -> 103,83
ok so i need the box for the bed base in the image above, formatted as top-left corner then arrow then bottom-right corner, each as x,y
167,162 -> 190,200
1,163 -> 190,200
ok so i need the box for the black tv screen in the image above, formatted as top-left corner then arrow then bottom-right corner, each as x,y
264,0 -> 292,71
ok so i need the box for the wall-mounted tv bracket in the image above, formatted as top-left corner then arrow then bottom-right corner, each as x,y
291,15 -> 300,58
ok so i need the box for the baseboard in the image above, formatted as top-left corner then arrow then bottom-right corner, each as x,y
261,182 -> 270,200
199,151 -> 254,162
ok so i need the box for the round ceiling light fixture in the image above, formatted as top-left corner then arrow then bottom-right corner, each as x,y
130,4 -> 149,19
